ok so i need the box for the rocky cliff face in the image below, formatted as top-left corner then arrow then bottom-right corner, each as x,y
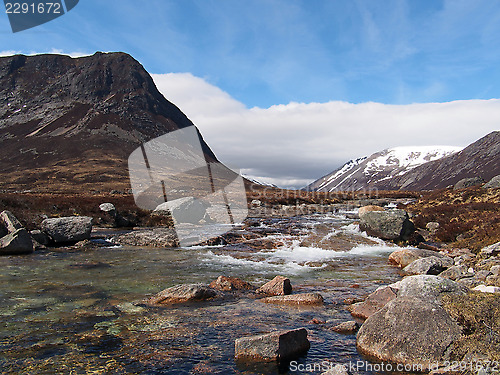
0,52 -> 216,192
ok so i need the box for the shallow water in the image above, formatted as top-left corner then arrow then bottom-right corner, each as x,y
0,212 -> 404,374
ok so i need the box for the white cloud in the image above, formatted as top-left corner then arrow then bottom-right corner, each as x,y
153,73 -> 500,189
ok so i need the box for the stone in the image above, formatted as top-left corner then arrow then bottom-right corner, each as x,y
480,242 -> 500,258
41,216 -> 93,244
453,177 -> 485,190
359,209 -> 414,241
491,265 -> 500,276
260,293 -> 324,306
256,275 -> 292,296
356,297 -> 461,370
0,228 -> 34,255
425,222 -> 440,231
483,175 -> 500,189
30,230 -> 50,246
0,210 -> 24,233
145,283 -> 218,305
111,228 -> 179,247
235,328 -> 310,361
358,205 -> 384,217
396,275 -> 468,303
99,203 -> 116,213
154,197 -> 208,224
439,265 -> 471,281
250,199 -> 262,207
349,286 -> 397,320
388,248 -> 447,268
209,276 -> 255,291
402,256 -> 453,276
472,285 -> 500,293
331,321 -> 359,334
321,364 -> 350,375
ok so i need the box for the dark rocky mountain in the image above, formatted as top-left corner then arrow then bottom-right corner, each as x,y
307,131 -> 500,192
0,52 -> 217,192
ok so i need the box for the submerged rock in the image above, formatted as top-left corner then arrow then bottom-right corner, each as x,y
235,328 -> 310,361
260,293 -> 324,306
359,209 -> 414,241
402,256 -> 453,276
331,321 -> 359,335
209,276 -> 255,291
41,216 -> 93,244
256,275 -> 292,296
146,283 -> 218,305
349,286 -> 397,320
356,297 -> 461,370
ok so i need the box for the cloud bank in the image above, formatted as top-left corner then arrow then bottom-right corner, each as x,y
152,73 -> 500,189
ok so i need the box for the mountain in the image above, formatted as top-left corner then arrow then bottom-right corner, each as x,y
388,131 -> 500,190
307,146 -> 462,192
0,52 -> 217,193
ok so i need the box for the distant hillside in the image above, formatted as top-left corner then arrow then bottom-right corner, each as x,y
0,52 -> 217,193
307,146 -> 461,192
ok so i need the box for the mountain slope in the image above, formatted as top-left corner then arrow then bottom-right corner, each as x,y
388,131 -> 500,190
0,52 -> 217,192
307,146 -> 461,192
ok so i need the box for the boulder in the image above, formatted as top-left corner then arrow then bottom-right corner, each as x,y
358,205 -> 384,217
235,328 -> 310,361
439,265 -> 471,281
483,175 -> 500,189
453,177 -> 485,190
256,275 -> 292,296
349,286 -> 397,320
388,248 -> 448,268
145,283 -> 218,305
331,321 -> 359,334
396,275 -> 468,303
402,256 -> 454,276
99,203 -> 116,213
154,197 -> 208,224
30,229 -> 50,246
209,276 -> 255,291
260,293 -> 324,306
0,228 -> 34,255
356,297 -> 461,370
111,228 -> 179,247
359,209 -> 414,241
0,210 -> 24,233
480,242 -> 500,258
41,216 -> 93,244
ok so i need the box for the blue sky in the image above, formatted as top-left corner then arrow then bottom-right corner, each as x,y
3,0 -> 500,108
2,1 -> 500,187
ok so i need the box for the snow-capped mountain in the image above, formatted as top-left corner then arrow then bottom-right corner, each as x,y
306,146 -> 462,192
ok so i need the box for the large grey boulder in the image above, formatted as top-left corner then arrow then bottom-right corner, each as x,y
395,275 -> 468,303
111,228 -> 178,247
453,177 -> 485,190
41,216 -> 93,244
0,228 -> 34,255
146,283 -> 218,305
356,297 -> 461,370
483,175 -> 500,189
359,209 -> 414,241
154,197 -> 208,224
402,256 -> 454,276
235,328 -> 310,361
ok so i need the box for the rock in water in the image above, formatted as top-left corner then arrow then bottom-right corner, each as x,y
356,297 -> 461,370
358,205 -> 385,217
235,328 -> 310,361
146,283 -> 218,305
0,228 -> 34,255
349,286 -> 397,320
41,216 -> 93,244
209,276 -> 255,291
154,197 -> 208,224
256,275 -> 292,296
388,248 -> 447,268
359,209 -> 414,241
331,321 -> 359,335
402,256 -> 453,276
260,293 -> 324,305
111,228 -> 179,247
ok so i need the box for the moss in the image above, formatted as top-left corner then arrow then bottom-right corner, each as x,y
441,292 -> 500,362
